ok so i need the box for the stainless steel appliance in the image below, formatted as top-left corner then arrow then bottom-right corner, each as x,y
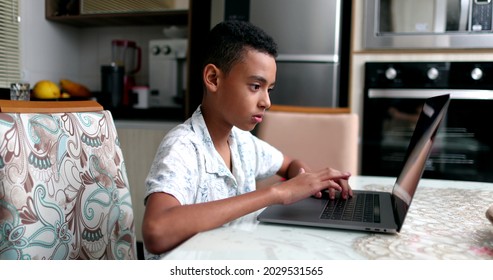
362,62 -> 493,182
210,0 -> 351,107
365,0 -> 493,49
148,38 -> 187,108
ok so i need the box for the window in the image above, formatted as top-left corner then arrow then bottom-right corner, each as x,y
0,0 -> 21,88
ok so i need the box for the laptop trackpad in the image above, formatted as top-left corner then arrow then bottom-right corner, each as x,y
258,197 -> 329,224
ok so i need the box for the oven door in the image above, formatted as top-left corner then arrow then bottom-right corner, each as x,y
362,89 -> 493,182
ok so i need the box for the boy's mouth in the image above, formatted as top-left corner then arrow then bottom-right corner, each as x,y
252,114 -> 263,123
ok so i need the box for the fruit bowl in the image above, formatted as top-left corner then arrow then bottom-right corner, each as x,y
32,79 -> 92,100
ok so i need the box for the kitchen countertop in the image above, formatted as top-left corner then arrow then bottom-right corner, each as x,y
114,119 -> 180,130
0,92 -> 186,122
162,176 -> 493,260
109,106 -> 185,121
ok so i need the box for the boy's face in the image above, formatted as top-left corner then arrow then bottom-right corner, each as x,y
216,49 -> 277,131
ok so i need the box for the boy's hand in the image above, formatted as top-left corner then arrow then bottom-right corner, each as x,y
275,167 -> 352,205
300,168 -> 353,200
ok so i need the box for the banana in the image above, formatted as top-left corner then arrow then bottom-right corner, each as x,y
60,79 -> 92,98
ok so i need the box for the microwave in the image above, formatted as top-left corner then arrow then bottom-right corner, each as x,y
364,0 -> 493,49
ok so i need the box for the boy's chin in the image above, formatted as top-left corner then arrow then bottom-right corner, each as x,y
238,123 -> 257,132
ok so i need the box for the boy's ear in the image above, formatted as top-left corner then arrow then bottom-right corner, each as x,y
203,64 -> 220,91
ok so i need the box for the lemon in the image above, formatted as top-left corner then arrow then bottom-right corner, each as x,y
32,80 -> 61,99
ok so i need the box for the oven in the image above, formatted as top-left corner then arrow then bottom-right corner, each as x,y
362,62 -> 493,182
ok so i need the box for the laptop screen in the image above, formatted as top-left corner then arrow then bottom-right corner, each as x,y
391,94 -> 450,231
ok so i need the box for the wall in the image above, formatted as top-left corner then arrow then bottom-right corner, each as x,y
20,1 -> 80,85
20,0 -> 167,92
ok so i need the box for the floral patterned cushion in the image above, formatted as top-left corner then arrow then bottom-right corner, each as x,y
0,110 -> 136,260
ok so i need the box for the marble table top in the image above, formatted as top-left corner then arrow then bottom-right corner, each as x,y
162,176 -> 493,260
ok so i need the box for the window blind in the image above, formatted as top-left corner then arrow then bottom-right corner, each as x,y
0,0 -> 21,88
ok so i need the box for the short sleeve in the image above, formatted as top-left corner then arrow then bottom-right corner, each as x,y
144,134 -> 200,205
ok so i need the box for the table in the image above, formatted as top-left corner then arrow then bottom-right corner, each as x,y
162,176 -> 493,260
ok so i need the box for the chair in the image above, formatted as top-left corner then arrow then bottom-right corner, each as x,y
0,100 -> 136,260
256,105 -> 359,184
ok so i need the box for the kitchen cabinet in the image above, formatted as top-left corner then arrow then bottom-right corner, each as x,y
115,120 -> 180,243
45,0 -> 188,27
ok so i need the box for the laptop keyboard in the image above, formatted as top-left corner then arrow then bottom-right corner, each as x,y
320,193 -> 381,223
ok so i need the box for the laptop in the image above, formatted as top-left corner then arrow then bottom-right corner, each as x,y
257,94 -> 450,233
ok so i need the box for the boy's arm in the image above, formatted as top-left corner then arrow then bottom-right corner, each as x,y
277,154 -> 311,179
142,167 -> 351,255
143,184 -> 279,255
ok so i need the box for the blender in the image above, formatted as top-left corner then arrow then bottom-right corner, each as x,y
111,39 -> 141,107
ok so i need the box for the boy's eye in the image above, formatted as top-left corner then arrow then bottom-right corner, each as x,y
268,87 -> 274,94
250,84 -> 261,91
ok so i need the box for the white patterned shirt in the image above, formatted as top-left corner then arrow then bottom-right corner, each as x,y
143,106 -> 283,259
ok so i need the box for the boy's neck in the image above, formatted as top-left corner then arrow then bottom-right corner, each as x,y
201,104 -> 232,147
201,104 -> 233,171
206,121 -> 231,150
202,119 -> 232,171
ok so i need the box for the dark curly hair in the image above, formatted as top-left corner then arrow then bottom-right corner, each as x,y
202,20 -> 278,74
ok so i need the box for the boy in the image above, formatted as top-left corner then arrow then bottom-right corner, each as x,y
142,20 -> 353,258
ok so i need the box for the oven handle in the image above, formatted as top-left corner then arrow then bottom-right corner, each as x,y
276,54 -> 339,63
368,89 -> 493,100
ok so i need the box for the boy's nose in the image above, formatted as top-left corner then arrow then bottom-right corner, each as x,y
259,91 -> 271,109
